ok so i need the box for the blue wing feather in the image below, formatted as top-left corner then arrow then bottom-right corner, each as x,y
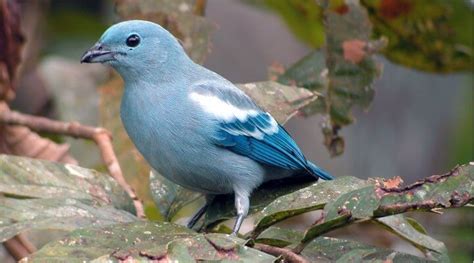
214,112 -> 315,175
191,82 -> 333,180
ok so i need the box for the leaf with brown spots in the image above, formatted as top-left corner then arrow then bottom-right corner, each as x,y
302,235 -> 429,262
256,226 -> 434,262
289,164 -> 471,259
0,155 -> 137,243
382,176 -> 403,189
277,2 -> 386,156
342,39 -> 367,64
27,222 -> 275,262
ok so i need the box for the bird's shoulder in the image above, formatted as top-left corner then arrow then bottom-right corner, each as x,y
187,79 -> 278,138
187,79 -> 310,172
188,79 -> 261,119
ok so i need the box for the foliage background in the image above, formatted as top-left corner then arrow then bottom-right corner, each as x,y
0,0 -> 472,262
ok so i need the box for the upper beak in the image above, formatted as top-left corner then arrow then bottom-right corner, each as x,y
80,43 -> 116,63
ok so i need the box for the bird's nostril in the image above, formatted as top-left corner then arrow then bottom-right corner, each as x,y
98,45 -> 103,50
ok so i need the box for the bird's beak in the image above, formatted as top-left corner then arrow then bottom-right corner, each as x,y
80,43 -> 116,63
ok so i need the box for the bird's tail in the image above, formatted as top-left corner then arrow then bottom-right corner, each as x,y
306,161 -> 334,180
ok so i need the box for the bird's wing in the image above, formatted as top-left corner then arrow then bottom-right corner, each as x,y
189,81 -> 310,171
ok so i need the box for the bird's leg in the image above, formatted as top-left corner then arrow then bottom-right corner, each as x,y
187,195 -> 214,229
231,191 -> 249,236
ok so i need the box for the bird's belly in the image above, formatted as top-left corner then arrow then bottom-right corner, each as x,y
120,94 -> 266,195
122,118 -> 235,194
151,145 -> 245,195
148,134 -> 268,195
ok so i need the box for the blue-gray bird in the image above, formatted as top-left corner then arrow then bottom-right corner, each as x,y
81,20 -> 333,234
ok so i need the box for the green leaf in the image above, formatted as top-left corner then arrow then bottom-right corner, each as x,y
0,198 -> 137,243
173,160 -> 470,260
321,2 -> 383,156
323,164 -> 474,222
325,185 -> 379,219
277,50 -> 328,92
255,227 -> 304,247
301,236 -> 430,262
251,176 -> 368,237
376,215 -> 448,261
361,0 -> 473,73
255,227 -> 433,262
405,217 -> 428,234
0,155 -> 133,212
0,155 -> 137,242
374,165 -> 474,216
27,221 -> 275,262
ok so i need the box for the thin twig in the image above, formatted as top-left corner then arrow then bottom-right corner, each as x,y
254,243 -> 309,263
0,108 -> 145,218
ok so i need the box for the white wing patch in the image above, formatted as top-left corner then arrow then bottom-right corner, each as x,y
261,113 -> 279,134
189,90 -> 279,140
189,92 -> 259,122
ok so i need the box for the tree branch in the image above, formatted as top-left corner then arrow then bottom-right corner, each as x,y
0,108 -> 145,218
254,243 -> 309,263
2,234 -> 36,261
3,237 -> 29,261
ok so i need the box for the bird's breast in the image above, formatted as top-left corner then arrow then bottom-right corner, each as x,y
119,87 -> 215,185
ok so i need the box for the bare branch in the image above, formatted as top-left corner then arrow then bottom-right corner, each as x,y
2,234 -> 36,261
254,243 -> 309,263
0,108 -> 145,218
14,234 -> 36,253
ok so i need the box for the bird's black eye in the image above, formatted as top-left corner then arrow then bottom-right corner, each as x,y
126,34 -> 140,47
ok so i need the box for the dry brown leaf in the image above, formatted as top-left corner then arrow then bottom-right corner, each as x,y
342,39 -> 366,64
383,176 -> 404,189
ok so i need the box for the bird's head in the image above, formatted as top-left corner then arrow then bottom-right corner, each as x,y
81,20 -> 187,79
